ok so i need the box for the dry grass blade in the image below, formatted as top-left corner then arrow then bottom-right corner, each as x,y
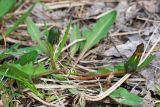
62,38 -> 85,52
27,92 -> 56,107
46,1 -> 92,10
80,74 -> 131,101
35,84 -> 77,90
6,37 -> 33,46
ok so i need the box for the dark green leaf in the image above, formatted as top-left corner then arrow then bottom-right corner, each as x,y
48,27 -> 61,45
125,43 -> 144,73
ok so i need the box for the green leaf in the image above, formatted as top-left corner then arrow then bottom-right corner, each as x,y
73,10 -> 117,67
0,0 -> 16,18
138,54 -> 155,70
47,27 -> 61,45
110,87 -> 143,106
21,63 -> 46,77
15,50 -> 38,65
80,10 -> 117,56
70,24 -> 81,56
26,18 -> 41,42
26,17 -> 47,53
6,4 -> 35,36
79,25 -> 91,51
4,62 -> 46,78
1,63 -> 30,80
0,44 -> 41,61
0,63 -> 43,98
55,23 -> 70,60
125,43 -> 144,73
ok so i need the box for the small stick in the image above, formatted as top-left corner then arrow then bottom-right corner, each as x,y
81,73 -> 131,101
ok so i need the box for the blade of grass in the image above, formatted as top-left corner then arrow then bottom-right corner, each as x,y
55,23 -> 70,60
70,24 -> 81,56
26,17 -> 47,53
5,4 -> 35,36
82,10 -> 117,53
0,0 -> 16,18
26,17 -> 41,43
79,26 -> 91,51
